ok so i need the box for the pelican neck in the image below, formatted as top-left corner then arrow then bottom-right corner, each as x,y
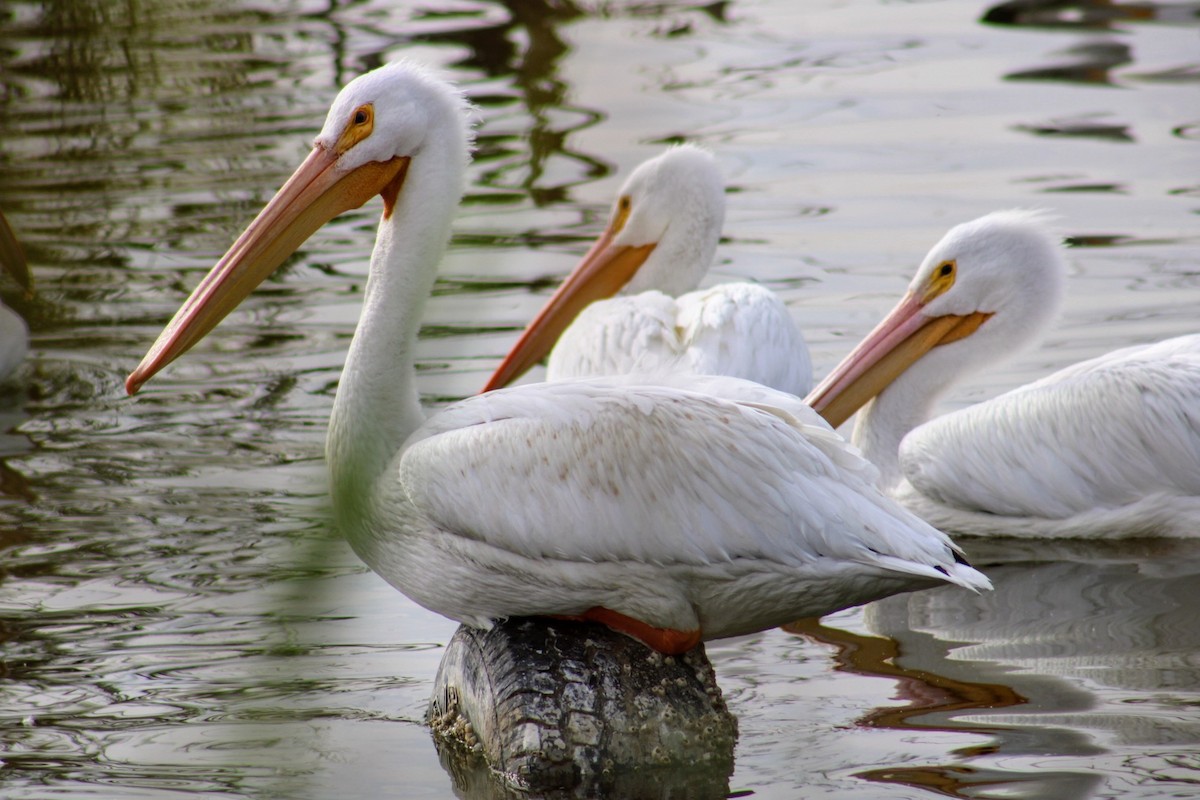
326,136 -> 467,519
851,352 -> 957,491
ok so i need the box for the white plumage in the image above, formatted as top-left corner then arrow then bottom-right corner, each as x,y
897,335 -> 1200,537
484,146 -> 811,396
384,372 -> 985,640
808,211 -> 1200,538
549,282 -> 812,394
128,62 -> 988,654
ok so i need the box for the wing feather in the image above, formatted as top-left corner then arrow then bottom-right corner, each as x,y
676,283 -> 812,396
545,283 -> 812,396
402,377 -> 971,582
547,292 -> 687,380
901,334 -> 1200,517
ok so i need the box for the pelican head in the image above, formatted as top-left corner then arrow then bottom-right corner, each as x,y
482,144 -> 725,391
614,144 -> 725,296
807,210 -> 1067,428
126,62 -> 470,395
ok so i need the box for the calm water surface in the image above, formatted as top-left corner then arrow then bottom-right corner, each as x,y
1,1 -> 1198,797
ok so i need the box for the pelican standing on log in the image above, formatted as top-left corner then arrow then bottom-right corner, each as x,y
807,210 -> 1200,538
126,62 -> 989,656
0,210 -> 31,380
482,145 -> 812,396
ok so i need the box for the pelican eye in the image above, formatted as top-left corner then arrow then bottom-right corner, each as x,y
923,259 -> 957,302
335,103 -> 375,153
611,195 -> 633,234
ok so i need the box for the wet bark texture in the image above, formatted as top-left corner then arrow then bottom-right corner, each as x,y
428,617 -> 738,798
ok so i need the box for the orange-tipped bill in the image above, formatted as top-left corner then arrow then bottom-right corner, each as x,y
805,292 -> 991,428
0,208 -> 32,297
126,147 -> 409,395
481,232 -> 656,392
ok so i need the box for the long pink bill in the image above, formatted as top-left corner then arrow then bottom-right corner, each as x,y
806,292 -> 990,428
481,231 -> 655,393
126,147 -> 409,395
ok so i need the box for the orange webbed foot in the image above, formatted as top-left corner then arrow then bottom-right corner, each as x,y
573,606 -> 701,655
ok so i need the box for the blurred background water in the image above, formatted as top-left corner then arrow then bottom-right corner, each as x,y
0,0 -> 1197,797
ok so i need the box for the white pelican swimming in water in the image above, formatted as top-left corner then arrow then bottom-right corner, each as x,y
0,210 -> 31,380
482,145 -> 811,396
126,62 -> 988,654
807,210 -> 1200,538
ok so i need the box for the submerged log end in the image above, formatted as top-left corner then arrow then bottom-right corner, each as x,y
428,617 -> 738,797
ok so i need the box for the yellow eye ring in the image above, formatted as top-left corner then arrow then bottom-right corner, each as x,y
611,195 -> 633,234
922,259 -> 957,303
336,103 -> 375,153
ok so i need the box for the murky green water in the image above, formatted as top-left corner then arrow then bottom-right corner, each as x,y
0,1 -> 1197,797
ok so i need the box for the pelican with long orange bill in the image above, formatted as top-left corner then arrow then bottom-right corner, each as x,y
127,61 -> 990,656
805,210 -> 1200,539
483,146 -> 811,396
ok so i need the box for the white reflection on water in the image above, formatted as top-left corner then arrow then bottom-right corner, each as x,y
860,538 -> 1200,798
0,0 -> 1197,798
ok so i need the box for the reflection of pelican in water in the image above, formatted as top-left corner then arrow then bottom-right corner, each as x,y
483,144 -> 812,396
127,62 -> 988,655
0,210 -> 32,381
808,210 -> 1200,538
857,537 -> 1200,798
783,616 -> 1025,729
782,615 -> 1035,798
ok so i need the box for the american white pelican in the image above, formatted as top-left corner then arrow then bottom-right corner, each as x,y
0,210 -> 31,380
482,145 -> 812,396
126,62 -> 988,654
807,210 -> 1200,538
